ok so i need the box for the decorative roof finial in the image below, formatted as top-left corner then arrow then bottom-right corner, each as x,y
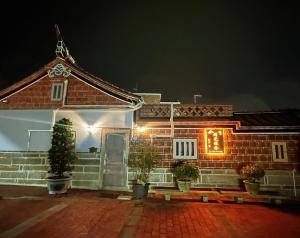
54,24 -> 75,64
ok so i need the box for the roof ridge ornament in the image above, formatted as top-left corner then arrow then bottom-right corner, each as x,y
48,64 -> 71,78
54,24 -> 75,64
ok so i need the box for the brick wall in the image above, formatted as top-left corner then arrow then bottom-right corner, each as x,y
65,76 -> 126,105
0,75 -> 126,109
134,128 -> 300,170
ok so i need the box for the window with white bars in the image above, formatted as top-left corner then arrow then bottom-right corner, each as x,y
173,139 -> 197,159
272,142 -> 288,162
51,83 -> 63,101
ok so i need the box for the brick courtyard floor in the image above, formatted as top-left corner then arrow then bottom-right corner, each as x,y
1,185 -> 300,238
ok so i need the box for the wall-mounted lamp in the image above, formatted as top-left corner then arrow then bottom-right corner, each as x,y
87,125 -> 97,134
136,126 -> 146,133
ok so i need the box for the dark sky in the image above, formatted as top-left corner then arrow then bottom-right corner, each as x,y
1,1 -> 299,111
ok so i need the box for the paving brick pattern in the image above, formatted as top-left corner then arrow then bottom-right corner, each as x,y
0,199 -> 57,232
17,198 -> 133,238
1,186 -> 300,238
134,201 -> 300,238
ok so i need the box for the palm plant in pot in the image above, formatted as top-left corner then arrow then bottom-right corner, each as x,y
128,140 -> 161,198
173,161 -> 199,192
47,118 -> 77,194
239,163 -> 265,195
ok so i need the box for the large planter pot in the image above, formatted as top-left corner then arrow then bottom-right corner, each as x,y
243,180 -> 260,195
47,176 -> 71,195
132,183 -> 150,199
177,180 -> 192,192
132,184 -> 145,199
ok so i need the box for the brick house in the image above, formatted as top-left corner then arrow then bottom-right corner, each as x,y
0,50 -> 143,190
0,42 -> 299,196
131,97 -> 300,196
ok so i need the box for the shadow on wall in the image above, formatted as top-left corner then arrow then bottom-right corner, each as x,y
0,110 -> 53,151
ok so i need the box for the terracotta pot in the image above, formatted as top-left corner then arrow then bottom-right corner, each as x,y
243,180 -> 260,195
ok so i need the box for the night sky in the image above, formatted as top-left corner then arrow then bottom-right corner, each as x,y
1,1 -> 299,111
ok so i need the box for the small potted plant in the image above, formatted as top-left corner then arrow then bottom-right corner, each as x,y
128,140 -> 161,198
47,118 -> 78,194
239,163 -> 265,194
88,146 -> 97,153
172,161 -> 199,192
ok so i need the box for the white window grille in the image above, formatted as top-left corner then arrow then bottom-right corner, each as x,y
51,83 -> 63,101
173,139 -> 197,159
272,142 -> 288,162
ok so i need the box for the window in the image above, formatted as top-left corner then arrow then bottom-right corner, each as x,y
51,83 -> 63,101
272,142 -> 288,162
173,139 -> 197,159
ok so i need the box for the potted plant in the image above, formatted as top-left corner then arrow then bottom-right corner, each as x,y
128,140 -> 161,198
88,146 -> 97,153
173,161 -> 199,192
47,118 -> 78,194
239,163 -> 265,194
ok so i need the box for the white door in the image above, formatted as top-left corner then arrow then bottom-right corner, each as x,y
101,131 -> 128,190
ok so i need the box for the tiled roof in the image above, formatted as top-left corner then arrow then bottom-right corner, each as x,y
233,110 -> 300,127
0,57 -> 142,105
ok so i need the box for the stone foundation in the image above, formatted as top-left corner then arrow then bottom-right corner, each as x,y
0,152 -> 101,190
1,152 -> 299,198
129,168 -> 300,198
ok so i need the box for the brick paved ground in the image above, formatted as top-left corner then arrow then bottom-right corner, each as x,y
0,199 -> 57,232
1,185 -> 300,238
135,200 -> 300,238
17,198 -> 133,238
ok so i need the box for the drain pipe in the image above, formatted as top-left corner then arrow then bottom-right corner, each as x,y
292,168 -> 297,199
98,128 -> 103,189
170,103 -> 174,138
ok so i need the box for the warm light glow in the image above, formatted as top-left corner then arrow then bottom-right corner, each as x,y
205,128 -> 225,155
87,125 -> 97,133
136,126 -> 147,133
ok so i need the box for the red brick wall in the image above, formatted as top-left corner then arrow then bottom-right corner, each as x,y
65,76 -> 126,105
133,128 -> 300,170
0,75 -> 126,109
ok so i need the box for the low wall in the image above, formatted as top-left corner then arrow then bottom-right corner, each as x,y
1,152 -> 299,198
0,152 -> 101,190
128,168 -> 300,198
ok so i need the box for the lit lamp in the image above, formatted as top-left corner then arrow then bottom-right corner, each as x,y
134,126 -> 147,140
87,125 -> 97,134
137,126 -> 146,133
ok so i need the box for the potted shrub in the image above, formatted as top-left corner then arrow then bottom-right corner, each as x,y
239,163 -> 265,194
128,140 -> 161,198
47,118 -> 78,194
173,161 -> 199,192
88,146 -> 97,153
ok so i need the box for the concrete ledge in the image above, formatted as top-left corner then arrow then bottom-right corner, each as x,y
75,159 -> 99,166
71,180 -> 99,189
72,172 -> 99,180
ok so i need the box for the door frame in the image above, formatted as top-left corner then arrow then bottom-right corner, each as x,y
99,128 -> 130,190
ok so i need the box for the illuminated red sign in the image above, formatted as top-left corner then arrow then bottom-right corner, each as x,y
205,129 -> 225,154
